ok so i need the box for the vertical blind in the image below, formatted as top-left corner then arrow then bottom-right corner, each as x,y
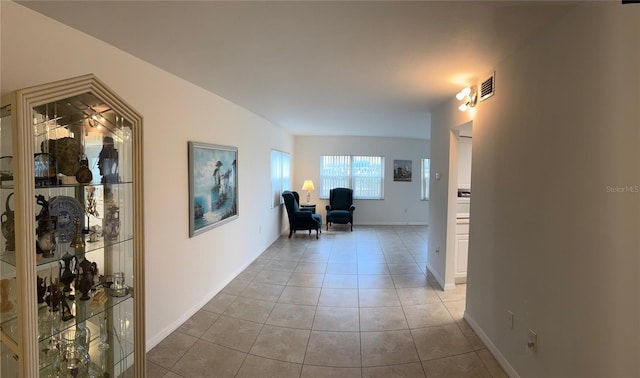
421,158 -> 430,200
271,150 -> 290,208
320,155 -> 384,199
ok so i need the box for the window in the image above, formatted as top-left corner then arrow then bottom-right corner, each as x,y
271,150 -> 290,208
320,155 -> 384,199
421,158 -> 430,200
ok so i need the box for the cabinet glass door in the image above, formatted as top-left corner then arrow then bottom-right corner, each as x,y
32,92 -> 136,377
0,103 -> 19,377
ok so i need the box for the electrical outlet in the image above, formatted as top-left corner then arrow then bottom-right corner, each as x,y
527,329 -> 537,352
507,310 -> 514,330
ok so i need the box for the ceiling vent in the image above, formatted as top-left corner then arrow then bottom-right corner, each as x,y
479,72 -> 495,101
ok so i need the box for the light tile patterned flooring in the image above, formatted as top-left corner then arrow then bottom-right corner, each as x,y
147,225 -> 507,377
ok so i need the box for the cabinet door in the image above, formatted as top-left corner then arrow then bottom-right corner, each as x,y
1,75 -> 144,377
455,234 -> 469,277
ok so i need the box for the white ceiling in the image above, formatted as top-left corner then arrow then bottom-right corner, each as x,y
19,1 -> 576,140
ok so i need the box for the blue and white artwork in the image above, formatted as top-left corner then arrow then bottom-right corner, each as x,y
189,142 -> 238,237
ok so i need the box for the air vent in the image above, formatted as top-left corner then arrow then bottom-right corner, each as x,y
479,72 -> 495,101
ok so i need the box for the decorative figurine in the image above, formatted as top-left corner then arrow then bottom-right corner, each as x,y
103,206 -> 120,240
102,188 -> 120,241
1,192 -> 15,251
35,194 -> 57,257
37,276 -> 47,304
60,296 -> 74,322
69,218 -> 85,249
75,258 -> 97,301
45,283 -> 61,312
74,153 -> 93,184
59,253 -> 76,295
98,136 -> 119,183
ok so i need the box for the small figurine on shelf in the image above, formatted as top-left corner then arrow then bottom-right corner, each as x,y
35,194 -> 57,257
103,188 -> 120,240
45,282 -> 61,312
37,276 -> 47,304
98,136 -> 119,183
59,296 -> 74,322
74,153 -> 93,184
75,258 -> 97,301
1,192 -> 15,251
84,186 -> 101,243
69,218 -> 85,249
59,253 -> 77,295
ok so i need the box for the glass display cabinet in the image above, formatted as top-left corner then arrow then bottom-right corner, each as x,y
0,75 -> 145,377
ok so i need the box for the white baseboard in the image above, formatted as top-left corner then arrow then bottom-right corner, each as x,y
463,312 -> 519,378
427,261 -> 456,290
352,221 -> 428,226
145,257 -> 257,351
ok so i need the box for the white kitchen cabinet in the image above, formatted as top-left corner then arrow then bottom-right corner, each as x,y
455,221 -> 469,283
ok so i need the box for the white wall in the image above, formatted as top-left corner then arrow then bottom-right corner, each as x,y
427,104 -> 473,289
431,2 -> 640,376
294,135 -> 429,226
1,2 -> 293,349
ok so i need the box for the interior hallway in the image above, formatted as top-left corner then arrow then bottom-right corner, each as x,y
145,226 -> 506,377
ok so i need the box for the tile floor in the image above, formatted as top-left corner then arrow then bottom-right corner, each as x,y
146,225 -> 507,377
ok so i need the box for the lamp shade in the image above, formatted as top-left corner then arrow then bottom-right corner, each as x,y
301,180 -> 315,191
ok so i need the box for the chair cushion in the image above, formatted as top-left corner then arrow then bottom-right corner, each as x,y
328,209 -> 350,218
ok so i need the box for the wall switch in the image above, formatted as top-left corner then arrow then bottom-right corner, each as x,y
507,310 -> 514,330
527,329 -> 537,351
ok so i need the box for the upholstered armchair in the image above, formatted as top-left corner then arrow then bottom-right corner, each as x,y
282,191 -> 322,239
325,187 -> 355,231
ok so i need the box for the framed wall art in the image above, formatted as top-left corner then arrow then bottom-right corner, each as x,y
393,159 -> 412,182
188,141 -> 238,237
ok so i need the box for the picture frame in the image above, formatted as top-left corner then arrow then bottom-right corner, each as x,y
188,141 -> 238,237
393,159 -> 412,182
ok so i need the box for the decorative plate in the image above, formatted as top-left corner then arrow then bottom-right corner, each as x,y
49,196 -> 84,243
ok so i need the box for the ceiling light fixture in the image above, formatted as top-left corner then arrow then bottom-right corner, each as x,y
456,85 -> 478,112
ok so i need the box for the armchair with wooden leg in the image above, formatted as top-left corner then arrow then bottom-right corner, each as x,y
282,191 -> 322,239
325,187 -> 355,231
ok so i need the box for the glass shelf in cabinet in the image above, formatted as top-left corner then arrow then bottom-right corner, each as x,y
0,288 -> 133,344
0,233 -> 134,268
38,326 -> 134,378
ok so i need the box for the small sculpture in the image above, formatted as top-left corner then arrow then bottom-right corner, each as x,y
35,195 -> 57,257
1,193 -> 15,251
60,296 -> 74,322
45,283 -> 61,312
59,253 -> 76,295
75,258 -> 97,301
103,207 -> 120,240
37,276 -> 47,304
69,218 -> 85,249
98,136 -> 119,183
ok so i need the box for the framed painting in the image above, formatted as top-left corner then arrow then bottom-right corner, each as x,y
188,141 -> 238,237
393,159 -> 412,182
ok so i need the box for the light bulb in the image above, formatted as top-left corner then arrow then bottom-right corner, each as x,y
458,103 -> 468,112
456,92 -> 465,101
